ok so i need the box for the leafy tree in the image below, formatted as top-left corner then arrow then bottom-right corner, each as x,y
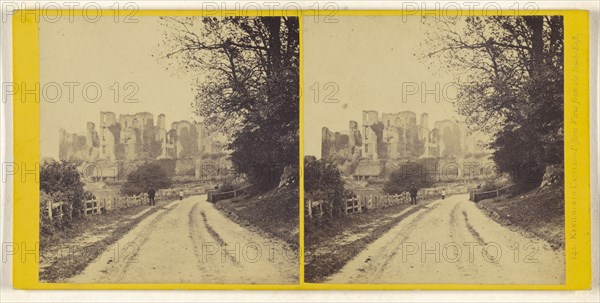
40,191 -> 56,235
40,160 -> 90,221
142,125 -> 163,159
158,16 -> 299,189
383,160 -> 435,195
405,126 -> 422,157
490,125 -> 546,190
177,126 -> 200,159
121,163 -> 172,196
441,125 -> 461,158
115,143 -> 127,161
422,16 -> 563,186
304,157 -> 348,220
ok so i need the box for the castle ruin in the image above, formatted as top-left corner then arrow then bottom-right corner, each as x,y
59,111 -> 225,162
322,110 -> 484,160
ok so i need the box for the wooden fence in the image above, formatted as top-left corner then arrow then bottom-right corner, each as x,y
46,201 -> 65,222
469,184 -> 514,202
207,184 -> 252,203
305,199 -> 324,221
46,187 -> 208,219
84,195 -> 147,215
306,186 -> 469,220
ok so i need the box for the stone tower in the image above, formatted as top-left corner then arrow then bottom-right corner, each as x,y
420,113 -> 429,129
99,111 -> 117,160
361,110 -> 379,160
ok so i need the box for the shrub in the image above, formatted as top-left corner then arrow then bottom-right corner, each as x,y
40,160 -> 89,221
383,162 -> 434,194
216,181 -> 235,194
304,158 -> 346,220
40,191 -> 56,236
479,181 -> 498,192
121,163 -> 172,196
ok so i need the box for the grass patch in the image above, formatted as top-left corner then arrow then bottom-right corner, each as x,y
215,186 -> 299,249
39,202 -> 170,282
477,186 -> 564,250
304,202 -> 426,283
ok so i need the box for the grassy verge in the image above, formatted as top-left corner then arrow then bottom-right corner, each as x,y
304,201 -> 429,283
477,186 -> 564,250
214,186 -> 299,249
39,201 -> 172,282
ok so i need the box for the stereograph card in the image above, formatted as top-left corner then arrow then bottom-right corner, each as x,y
1,2 -> 594,298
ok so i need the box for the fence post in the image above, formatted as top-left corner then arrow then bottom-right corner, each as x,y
47,200 -> 53,221
307,200 -> 312,219
319,201 -> 323,220
344,199 -> 348,215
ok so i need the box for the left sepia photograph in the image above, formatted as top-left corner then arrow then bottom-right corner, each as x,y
38,16 -> 299,284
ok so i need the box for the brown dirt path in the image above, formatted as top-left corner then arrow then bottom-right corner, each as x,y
326,194 -> 564,284
68,195 -> 298,284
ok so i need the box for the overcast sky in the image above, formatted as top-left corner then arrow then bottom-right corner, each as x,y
303,16 -> 460,158
40,16 -> 464,160
40,17 -> 197,159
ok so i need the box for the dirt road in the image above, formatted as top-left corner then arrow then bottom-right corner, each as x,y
70,195 -> 298,284
327,194 -> 565,284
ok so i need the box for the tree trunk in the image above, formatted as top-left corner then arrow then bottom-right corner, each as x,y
524,16 -> 544,81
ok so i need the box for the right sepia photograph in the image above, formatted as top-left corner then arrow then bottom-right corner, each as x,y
303,15 -> 565,284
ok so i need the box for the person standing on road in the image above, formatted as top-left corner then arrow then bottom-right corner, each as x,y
148,184 -> 156,206
409,183 -> 418,205
179,190 -> 184,200
441,189 -> 447,200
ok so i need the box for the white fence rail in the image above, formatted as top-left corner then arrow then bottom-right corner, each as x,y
306,186 -> 469,220
46,187 -> 208,219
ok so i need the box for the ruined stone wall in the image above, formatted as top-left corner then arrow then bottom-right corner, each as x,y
321,127 -> 335,158
99,111 -> 116,127
397,111 -> 417,126
60,111 -> 225,164
362,110 -> 379,126
361,111 -> 380,160
59,129 -> 87,160
321,127 -> 357,160
321,110 -> 488,162
348,121 -> 361,147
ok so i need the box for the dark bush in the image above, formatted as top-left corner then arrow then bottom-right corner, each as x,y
383,162 -> 434,194
40,160 -> 89,221
304,157 -> 346,220
216,182 -> 235,194
121,163 -> 172,196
